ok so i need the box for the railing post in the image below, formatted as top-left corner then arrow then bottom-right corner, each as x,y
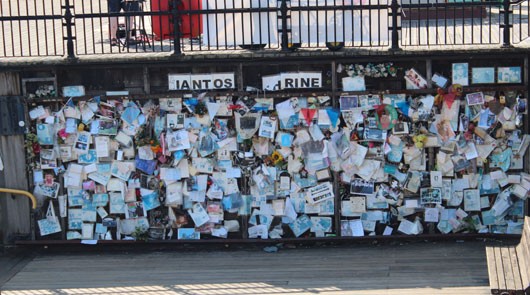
390,0 -> 401,51
172,0 -> 182,55
502,0 -> 513,48
279,0 -> 290,51
63,0 -> 76,60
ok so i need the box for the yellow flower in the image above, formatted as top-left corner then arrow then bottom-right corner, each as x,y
271,151 -> 284,166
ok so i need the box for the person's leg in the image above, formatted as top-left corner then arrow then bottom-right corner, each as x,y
121,1 -> 140,40
108,0 -> 121,44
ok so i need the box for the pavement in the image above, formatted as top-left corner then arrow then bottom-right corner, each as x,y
0,239 -> 506,295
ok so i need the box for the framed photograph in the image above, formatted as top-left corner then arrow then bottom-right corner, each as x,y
339,95 -> 359,111
404,68 -> 428,89
466,92 -> 485,106
392,121 -> 409,135
463,189 -> 481,211
432,73 -> 449,88
497,66 -> 522,84
472,67 -> 495,84
452,63 -> 469,86
420,187 -> 442,205
350,179 -> 375,196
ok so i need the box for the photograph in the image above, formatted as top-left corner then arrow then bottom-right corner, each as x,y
452,63 -> 469,86
392,121 -> 409,135
350,179 -> 375,196
125,201 -> 147,219
404,68 -> 428,90
339,95 -> 359,111
517,98 -> 527,114
497,66 -> 522,83
98,119 -> 119,135
466,92 -> 485,106
472,67 -> 495,84
420,187 -> 442,205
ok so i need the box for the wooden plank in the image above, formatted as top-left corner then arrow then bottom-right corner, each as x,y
494,246 -> 507,292
1,241 -> 491,294
486,246 -> 500,294
500,247 -> 516,292
507,246 -> 524,294
517,217 -> 530,292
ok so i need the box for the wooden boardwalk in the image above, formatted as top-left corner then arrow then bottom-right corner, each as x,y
0,240 -> 496,295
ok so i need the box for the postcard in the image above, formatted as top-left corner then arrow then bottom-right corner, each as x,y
74,131 -> 91,154
420,187 -> 442,205
34,182 -> 60,199
306,182 -> 334,204
167,113 -> 185,130
109,192 -> 126,214
289,214 -> 312,237
68,208 -> 83,230
81,223 -> 94,240
310,216 -> 332,233
350,179 -> 375,196
190,157 -> 214,174
466,92 -> 485,106
235,112 -> 261,140
96,119 -> 117,136
188,203 -> 209,227
36,123 -> 55,145
111,161 -> 135,181
38,216 -> 62,236
178,228 -> 200,240
78,150 -> 97,164
248,224 -> 269,239
342,76 -> 366,91
258,116 -> 277,139
81,202 -> 97,223
167,130 -> 191,152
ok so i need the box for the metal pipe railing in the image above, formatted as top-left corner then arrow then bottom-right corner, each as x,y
0,188 -> 38,210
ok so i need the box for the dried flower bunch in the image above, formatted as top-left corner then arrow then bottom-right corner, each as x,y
346,62 -> 399,78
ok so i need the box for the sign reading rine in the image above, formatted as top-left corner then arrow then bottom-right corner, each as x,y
262,72 -> 322,91
168,73 -> 235,90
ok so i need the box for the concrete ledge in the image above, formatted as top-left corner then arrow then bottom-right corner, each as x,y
2,46 -> 530,69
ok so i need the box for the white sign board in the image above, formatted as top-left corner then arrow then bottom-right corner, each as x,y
262,72 -> 322,91
168,73 -> 235,90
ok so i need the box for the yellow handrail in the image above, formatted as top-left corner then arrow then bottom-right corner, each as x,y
0,188 -> 37,210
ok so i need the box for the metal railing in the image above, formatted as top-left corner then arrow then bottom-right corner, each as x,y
0,0 -> 528,59
0,188 -> 38,210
